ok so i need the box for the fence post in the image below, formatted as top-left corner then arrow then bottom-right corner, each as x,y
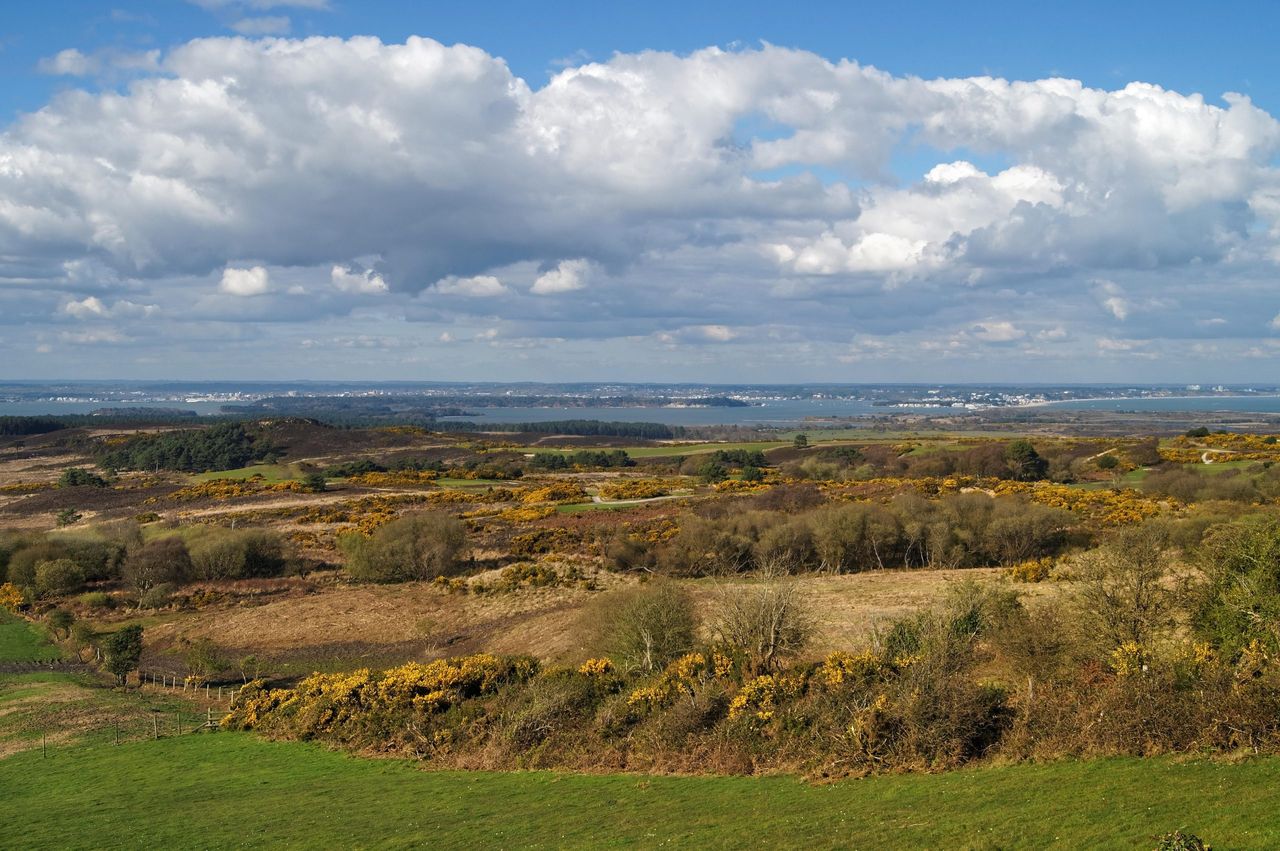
205,683 -> 210,700
175,711 -> 180,735
153,714 -> 159,740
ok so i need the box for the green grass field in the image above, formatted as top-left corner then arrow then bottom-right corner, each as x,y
2,733 -> 1278,848
556,501 -> 635,514
0,611 -> 59,663
191,464 -> 301,483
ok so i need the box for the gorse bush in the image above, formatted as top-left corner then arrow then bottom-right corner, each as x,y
226,525 -> 1280,778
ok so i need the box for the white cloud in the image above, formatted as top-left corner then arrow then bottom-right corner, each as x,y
531,259 -> 591,294
971,321 -> 1026,343
219,266 -> 271,296
5,37 -> 1280,376
433,275 -> 509,297
63,296 -> 158,319
1093,279 -> 1131,320
331,265 -> 388,294
658,325 -> 739,344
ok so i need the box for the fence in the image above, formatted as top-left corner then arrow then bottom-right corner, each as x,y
25,672 -> 247,760
139,670 -> 246,704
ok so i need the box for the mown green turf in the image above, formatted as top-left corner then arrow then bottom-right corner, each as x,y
1195,459 -> 1258,474
2,733 -> 1278,849
191,464 -> 300,483
556,502 -> 635,514
0,611 -> 58,663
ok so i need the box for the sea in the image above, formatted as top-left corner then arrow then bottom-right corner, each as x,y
7,394 -> 1280,427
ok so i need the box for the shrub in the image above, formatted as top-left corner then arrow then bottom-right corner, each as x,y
593,583 -> 698,673
1071,523 -> 1176,653
58,468 -> 108,488
1193,515 -> 1280,657
103,624 -> 143,684
47,607 -> 75,639
184,638 -> 230,682
34,558 -> 86,597
79,591 -> 114,609
139,582 -> 175,610
1154,831 -> 1208,851
0,582 -> 23,612
55,508 -> 82,527
341,512 -> 468,582
190,529 -> 288,580
122,537 -> 192,597
710,580 -> 812,674
1008,557 -> 1054,583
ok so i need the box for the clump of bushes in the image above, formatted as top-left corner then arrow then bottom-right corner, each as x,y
226,518 -> 1280,777
189,529 -> 288,580
340,512 -> 468,582
58,468 -> 107,488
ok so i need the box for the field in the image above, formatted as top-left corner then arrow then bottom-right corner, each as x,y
9,413 -> 1280,846
0,611 -> 59,663
2,733 -> 1277,848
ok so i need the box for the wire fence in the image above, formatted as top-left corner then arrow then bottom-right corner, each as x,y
23,671 -> 248,759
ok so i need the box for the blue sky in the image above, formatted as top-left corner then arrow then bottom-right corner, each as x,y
6,1 -> 1278,121
3,1 -> 1280,381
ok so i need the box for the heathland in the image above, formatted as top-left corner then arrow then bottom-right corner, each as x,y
6,412 -> 1280,846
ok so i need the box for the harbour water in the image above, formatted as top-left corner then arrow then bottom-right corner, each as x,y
7,393 -> 1280,426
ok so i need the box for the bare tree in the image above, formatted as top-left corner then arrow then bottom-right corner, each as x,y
710,575 -> 813,674
593,582 -> 697,672
1071,523 -> 1175,652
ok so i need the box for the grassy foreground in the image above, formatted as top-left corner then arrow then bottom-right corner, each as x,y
3,733 -> 1279,849
0,611 -> 59,663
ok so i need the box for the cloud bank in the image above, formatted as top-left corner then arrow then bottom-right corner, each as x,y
3,36 -> 1280,379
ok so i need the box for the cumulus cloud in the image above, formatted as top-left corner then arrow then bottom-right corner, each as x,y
531,260 -> 592,295
433,275 -> 509,297
219,266 -> 271,296
5,36 -> 1280,377
1093,279 -> 1131,320
331,265 -> 388,294
62,296 -> 158,319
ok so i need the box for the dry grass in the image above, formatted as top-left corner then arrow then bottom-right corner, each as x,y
137,567 -> 1065,672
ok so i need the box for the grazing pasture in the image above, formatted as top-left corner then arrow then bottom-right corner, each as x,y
0,733 -> 1274,848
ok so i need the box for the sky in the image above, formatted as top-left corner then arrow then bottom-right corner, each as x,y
3,1 -> 1280,383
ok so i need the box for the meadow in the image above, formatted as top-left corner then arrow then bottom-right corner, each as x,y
3,732 -> 1278,849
